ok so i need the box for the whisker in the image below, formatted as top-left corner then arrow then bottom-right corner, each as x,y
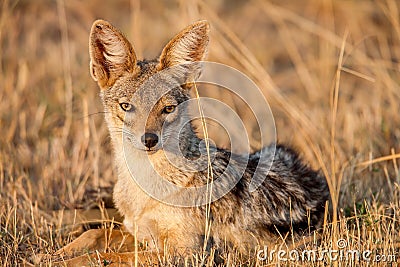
77,111 -> 111,120
108,128 -> 138,139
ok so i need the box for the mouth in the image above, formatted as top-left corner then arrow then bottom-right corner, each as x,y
132,147 -> 159,154
145,148 -> 158,155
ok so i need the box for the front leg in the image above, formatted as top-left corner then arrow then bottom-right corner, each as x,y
54,228 -> 135,257
35,229 -> 160,265
51,251 -> 161,266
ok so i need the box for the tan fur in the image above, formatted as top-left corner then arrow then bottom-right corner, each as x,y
89,20 -> 138,89
158,20 -> 209,69
46,20 -> 212,265
45,19 -> 329,265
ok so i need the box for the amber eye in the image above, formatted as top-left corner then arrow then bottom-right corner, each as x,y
119,102 -> 134,112
163,105 -> 176,114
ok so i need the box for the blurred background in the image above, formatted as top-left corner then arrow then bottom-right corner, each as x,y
1,0 -> 399,264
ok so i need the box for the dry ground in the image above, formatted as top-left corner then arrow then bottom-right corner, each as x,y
0,0 -> 399,266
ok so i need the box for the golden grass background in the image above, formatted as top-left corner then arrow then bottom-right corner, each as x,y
1,0 -> 399,265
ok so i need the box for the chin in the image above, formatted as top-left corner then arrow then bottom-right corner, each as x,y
145,149 -> 159,155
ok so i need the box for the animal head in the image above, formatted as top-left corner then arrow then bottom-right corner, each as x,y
89,20 -> 209,153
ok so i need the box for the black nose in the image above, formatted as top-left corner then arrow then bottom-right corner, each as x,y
141,133 -> 159,149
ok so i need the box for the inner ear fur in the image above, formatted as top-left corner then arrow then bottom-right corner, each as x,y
89,19 -> 138,89
158,20 -> 210,70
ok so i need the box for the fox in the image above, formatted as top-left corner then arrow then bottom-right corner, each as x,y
48,19 -> 329,265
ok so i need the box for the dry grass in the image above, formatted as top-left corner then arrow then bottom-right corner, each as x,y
1,0 -> 399,265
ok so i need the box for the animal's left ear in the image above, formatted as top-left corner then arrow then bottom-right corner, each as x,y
158,20 -> 210,71
89,20 -> 138,89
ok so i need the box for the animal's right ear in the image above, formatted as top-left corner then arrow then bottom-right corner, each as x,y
158,20 -> 209,70
157,21 -> 209,90
89,20 -> 138,89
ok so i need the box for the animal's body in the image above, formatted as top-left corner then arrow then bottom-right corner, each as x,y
50,19 -> 329,265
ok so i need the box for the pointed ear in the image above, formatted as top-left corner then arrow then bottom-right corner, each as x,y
158,20 -> 210,70
89,20 -> 138,89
